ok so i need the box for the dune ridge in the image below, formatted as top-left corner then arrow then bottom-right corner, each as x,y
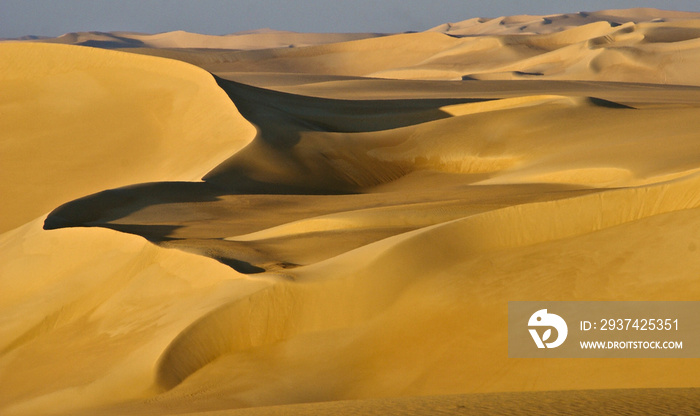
197,15 -> 700,85
3,8 -> 700,416
430,8 -> 700,36
5,30 -> 384,50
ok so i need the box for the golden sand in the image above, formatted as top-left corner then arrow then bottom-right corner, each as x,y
2,8 -> 700,415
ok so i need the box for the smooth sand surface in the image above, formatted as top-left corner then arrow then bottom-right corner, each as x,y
2,8 -> 700,416
162,389 -> 700,416
0,42 -> 255,233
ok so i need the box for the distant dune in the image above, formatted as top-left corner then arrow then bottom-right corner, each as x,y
429,8 -> 700,35
2,8 -> 700,416
6,29 -> 385,50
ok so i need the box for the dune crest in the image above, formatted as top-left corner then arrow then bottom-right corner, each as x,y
7,29 -> 385,50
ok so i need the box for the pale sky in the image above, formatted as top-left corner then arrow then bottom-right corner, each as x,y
2,0 -> 700,38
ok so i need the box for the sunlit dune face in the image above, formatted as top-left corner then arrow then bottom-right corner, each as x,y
2,9 -> 700,416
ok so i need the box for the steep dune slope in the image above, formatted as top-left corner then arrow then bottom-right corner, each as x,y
0,43 -> 256,233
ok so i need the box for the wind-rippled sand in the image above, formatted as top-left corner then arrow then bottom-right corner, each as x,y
2,8 -> 700,415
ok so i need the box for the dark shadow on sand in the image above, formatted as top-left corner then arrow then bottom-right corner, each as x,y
43,79 -> 496,274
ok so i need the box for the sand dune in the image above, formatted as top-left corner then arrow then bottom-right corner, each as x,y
0,42 -> 255,233
430,8 -> 700,36
0,218 -> 272,415
2,8 -> 700,416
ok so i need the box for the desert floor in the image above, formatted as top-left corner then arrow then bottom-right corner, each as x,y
2,8 -> 700,415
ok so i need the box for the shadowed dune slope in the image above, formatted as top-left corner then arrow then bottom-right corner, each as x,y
202,77 -> 482,192
44,79 -> 700,275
